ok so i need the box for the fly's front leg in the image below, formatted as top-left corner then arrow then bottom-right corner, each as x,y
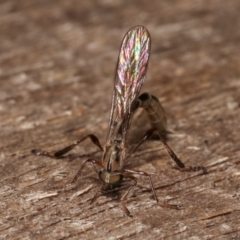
71,158 -> 103,183
90,185 -> 105,204
32,134 -> 103,158
121,169 -> 181,216
120,168 -> 158,217
119,174 -> 138,217
124,168 -> 158,202
137,92 -> 207,174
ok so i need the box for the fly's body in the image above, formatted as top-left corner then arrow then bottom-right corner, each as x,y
32,26 -> 207,216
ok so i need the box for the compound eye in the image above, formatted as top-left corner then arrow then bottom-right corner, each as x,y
109,173 -> 123,185
99,171 -> 123,185
99,171 -> 107,183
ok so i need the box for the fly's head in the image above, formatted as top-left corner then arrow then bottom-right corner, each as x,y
99,170 -> 123,186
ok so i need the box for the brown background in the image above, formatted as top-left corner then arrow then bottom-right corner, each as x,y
0,0 -> 240,239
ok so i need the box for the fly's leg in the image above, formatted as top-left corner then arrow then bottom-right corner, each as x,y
130,127 -> 207,174
90,185 -> 105,204
124,168 -> 158,201
120,168 -> 157,217
32,134 -> 103,158
159,136 -> 207,174
122,169 -> 181,216
119,174 -> 138,217
135,92 -> 207,174
71,158 -> 103,183
127,128 -> 155,157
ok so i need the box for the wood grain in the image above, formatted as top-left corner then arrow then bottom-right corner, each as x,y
0,0 -> 240,239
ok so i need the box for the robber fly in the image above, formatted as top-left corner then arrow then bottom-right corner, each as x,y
32,26 -> 207,216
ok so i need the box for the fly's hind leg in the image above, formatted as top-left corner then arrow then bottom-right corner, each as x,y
159,136 -> 207,174
32,134 -> 103,158
136,92 -> 207,174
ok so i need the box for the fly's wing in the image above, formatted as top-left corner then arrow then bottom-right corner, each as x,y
106,26 -> 151,147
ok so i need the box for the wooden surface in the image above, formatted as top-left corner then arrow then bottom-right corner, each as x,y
0,0 -> 240,239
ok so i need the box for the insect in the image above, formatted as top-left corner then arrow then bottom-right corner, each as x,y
32,26 -> 207,216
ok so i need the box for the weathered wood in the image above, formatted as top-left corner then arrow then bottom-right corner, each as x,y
0,0 -> 240,239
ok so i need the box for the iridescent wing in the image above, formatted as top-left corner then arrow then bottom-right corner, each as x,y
106,26 -> 151,146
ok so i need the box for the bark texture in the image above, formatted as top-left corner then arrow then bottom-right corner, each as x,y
0,0 -> 240,239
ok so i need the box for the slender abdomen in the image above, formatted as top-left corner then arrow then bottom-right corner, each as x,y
138,92 -> 167,136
